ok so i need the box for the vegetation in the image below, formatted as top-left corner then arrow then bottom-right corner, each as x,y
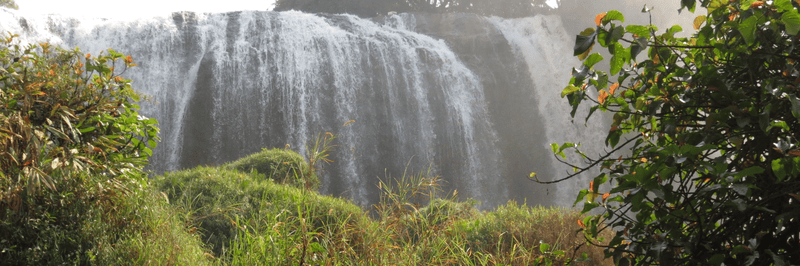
549,0 -> 800,264
0,34 -> 188,264
153,157 -> 610,265
0,36 -> 604,265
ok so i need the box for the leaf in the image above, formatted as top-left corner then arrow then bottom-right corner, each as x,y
561,85 -> 580,98
595,13 -> 607,26
775,0 -> 793,12
739,15 -> 758,45
781,10 -> 800,35
773,159 -> 787,182
574,28 -> 597,56
668,25 -> 683,34
735,166 -> 765,179
598,90 -> 609,104
788,94 -> 800,119
694,15 -> 707,30
583,53 -> 604,68
610,42 -> 625,75
609,83 -> 620,95
540,242 -> 551,253
709,0 -> 730,11
603,10 -> 625,24
626,25 -> 651,38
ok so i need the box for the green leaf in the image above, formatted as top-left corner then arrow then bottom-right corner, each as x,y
539,243 -> 551,253
610,42 -> 625,75
773,159 -> 787,182
607,128 -> 622,147
561,85 -> 580,98
626,25 -> 651,38
574,189 -> 588,207
735,166 -> 764,179
668,25 -> 683,34
775,0 -> 793,12
79,127 -> 96,133
607,26 -> 625,45
788,94 -> 800,120
603,10 -> 625,24
708,0 -> 729,11
739,16 -> 758,46
583,53 -> 604,68
574,28 -> 597,56
781,10 -> 800,35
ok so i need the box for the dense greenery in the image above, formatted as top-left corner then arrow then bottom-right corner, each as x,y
0,35 -> 186,264
153,159 -> 610,265
550,0 -> 800,264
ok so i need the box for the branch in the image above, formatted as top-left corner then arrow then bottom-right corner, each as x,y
533,135 -> 642,184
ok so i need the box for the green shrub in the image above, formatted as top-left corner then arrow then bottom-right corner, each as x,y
0,34 -> 163,264
224,147 -> 318,190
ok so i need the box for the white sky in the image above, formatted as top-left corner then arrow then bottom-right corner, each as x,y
16,0 -> 278,19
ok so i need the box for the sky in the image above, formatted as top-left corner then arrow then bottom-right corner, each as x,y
15,0 -> 278,19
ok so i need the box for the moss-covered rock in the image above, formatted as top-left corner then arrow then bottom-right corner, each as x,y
224,148 -> 319,190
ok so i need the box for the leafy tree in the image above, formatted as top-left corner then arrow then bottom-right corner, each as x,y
0,34 -> 158,263
545,0 -> 800,264
0,0 -> 17,10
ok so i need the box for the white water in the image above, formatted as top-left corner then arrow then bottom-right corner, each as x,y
0,9 -> 507,206
489,15 -> 608,207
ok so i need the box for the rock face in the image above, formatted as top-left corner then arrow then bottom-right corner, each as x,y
0,9 -> 603,208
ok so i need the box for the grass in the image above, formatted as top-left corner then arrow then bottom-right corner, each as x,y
2,141 -> 611,265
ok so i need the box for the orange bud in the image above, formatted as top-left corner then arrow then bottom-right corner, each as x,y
602,193 -> 610,202
577,219 -> 585,228
750,1 -> 764,8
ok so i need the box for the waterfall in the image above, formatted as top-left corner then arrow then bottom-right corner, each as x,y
488,16 -> 609,207
0,8 -> 599,208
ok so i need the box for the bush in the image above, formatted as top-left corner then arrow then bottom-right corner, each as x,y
0,34 -> 175,264
554,0 -> 800,264
225,148 -> 319,190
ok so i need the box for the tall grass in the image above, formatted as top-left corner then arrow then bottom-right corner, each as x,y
150,142 -> 611,265
2,133 -> 610,265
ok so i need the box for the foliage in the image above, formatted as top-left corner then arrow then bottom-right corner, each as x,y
154,162 -> 369,263
0,0 -> 17,10
550,0 -> 800,264
225,147 -> 318,190
0,35 -> 161,264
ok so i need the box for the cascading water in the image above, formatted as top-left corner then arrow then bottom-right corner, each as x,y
0,8 -> 603,208
488,15 -> 608,207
